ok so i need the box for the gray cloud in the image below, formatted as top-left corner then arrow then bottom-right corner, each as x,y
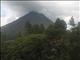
1,1 -> 80,26
2,1 -> 43,16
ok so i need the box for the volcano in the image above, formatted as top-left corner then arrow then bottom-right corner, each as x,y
1,11 -> 53,40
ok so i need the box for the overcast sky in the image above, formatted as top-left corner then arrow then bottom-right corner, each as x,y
1,1 -> 80,26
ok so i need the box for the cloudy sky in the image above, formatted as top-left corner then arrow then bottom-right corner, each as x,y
1,1 -> 80,26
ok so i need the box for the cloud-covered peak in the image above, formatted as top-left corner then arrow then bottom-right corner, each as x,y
1,1 -> 80,26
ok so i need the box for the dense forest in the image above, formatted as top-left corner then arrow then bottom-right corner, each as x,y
1,17 -> 80,60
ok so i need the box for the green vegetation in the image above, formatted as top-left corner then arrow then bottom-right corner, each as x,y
1,18 -> 80,60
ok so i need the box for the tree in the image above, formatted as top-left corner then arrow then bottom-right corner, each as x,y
78,22 -> 80,28
2,33 -> 69,60
25,22 -> 33,34
45,19 -> 68,59
54,18 -> 67,31
2,34 -> 49,60
39,24 -> 45,33
69,23 -> 80,60
54,18 -> 67,38
69,16 -> 75,27
46,18 -> 67,40
32,24 -> 41,34
45,24 -> 55,39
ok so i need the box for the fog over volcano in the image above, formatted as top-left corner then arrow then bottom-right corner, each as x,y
1,1 -> 80,26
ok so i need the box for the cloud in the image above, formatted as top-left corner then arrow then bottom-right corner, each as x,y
1,1 -> 80,26
1,1 -> 43,17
